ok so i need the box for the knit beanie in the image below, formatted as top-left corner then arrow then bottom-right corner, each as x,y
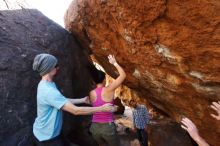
33,53 -> 58,76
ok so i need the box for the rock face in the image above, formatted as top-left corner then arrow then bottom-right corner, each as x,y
0,1 -> 95,145
116,117 -> 196,146
65,0 -> 220,145
148,119 -> 196,146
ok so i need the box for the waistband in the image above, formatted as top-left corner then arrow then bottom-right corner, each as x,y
92,122 -> 115,125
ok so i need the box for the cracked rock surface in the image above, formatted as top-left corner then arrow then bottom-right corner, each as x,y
65,1 -> 220,145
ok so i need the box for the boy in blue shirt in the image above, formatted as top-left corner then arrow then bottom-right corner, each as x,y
32,54 -> 116,146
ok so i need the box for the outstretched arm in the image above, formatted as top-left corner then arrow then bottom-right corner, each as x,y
67,96 -> 90,104
106,54 -> 126,91
62,102 -> 117,115
210,101 -> 220,120
181,117 -> 209,146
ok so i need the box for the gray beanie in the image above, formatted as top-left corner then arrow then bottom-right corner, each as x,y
33,53 -> 58,76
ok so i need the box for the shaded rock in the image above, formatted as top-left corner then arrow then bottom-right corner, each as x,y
0,1 -> 95,145
148,119 -> 196,146
65,0 -> 220,145
115,116 -> 195,146
114,98 -> 125,115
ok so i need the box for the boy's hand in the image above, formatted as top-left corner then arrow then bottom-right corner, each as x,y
131,127 -> 137,132
84,96 -> 91,104
101,103 -> 118,112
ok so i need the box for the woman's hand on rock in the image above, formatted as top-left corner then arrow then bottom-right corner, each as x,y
108,54 -> 117,65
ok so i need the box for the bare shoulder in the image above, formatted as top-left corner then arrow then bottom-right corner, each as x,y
104,85 -> 115,93
89,90 -> 96,101
102,87 -> 115,100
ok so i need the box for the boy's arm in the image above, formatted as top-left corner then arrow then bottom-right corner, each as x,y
67,96 -> 90,104
62,102 -> 117,115
132,111 -> 136,130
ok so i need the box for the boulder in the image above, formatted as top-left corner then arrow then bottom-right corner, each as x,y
65,0 -> 220,145
0,0 -> 95,145
148,119 -> 196,146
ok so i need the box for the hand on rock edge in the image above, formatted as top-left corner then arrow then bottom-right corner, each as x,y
210,101 -> 220,120
108,54 -> 117,65
181,117 -> 200,141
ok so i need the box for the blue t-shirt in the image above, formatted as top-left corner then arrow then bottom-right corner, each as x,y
33,80 -> 68,141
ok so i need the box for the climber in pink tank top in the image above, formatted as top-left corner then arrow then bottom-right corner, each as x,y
92,87 -> 114,123
88,54 -> 126,146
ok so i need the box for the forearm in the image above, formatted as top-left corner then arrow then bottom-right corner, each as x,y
73,106 -> 103,115
132,116 -> 136,128
114,63 -> 126,78
194,136 -> 209,146
62,102 -> 103,115
67,98 -> 85,104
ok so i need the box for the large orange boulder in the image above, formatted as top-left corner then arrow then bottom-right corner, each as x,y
65,0 -> 220,145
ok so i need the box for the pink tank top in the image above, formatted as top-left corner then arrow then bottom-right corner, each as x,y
92,87 -> 114,123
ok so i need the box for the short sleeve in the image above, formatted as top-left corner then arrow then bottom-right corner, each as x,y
45,89 -> 68,109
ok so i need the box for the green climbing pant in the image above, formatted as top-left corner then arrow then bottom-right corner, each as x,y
90,122 -> 120,146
